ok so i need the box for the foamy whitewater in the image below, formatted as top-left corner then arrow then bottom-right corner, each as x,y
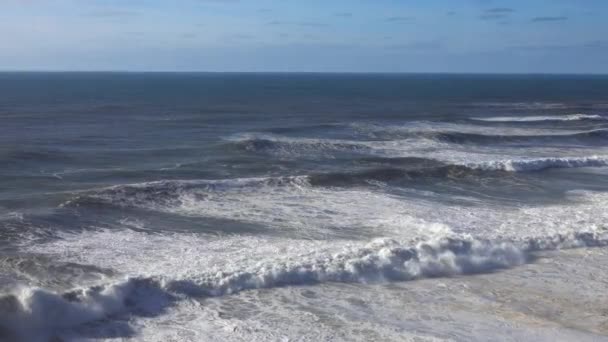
1,73 -> 608,341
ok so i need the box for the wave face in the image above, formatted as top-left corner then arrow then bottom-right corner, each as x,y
4,228 -> 608,340
226,133 -> 375,158
65,155 -> 608,207
427,129 -> 608,145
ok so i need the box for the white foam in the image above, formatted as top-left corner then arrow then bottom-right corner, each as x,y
0,277 -> 170,341
0,211 -> 23,222
65,166 -> 608,245
225,131 -> 608,171
16,187 -> 608,339
349,121 -> 581,137
470,155 -> 608,172
66,178 -> 442,239
8,226 -> 608,340
472,114 -> 604,122
29,193 -> 608,291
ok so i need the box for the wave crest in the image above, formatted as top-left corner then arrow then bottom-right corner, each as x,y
62,155 -> 608,213
3,229 -> 607,339
472,156 -> 608,172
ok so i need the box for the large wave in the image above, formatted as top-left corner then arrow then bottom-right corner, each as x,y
62,176 -> 311,210
63,156 -> 608,209
2,229 -> 607,341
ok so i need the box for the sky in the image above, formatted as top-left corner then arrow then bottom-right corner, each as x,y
1,0 -> 607,73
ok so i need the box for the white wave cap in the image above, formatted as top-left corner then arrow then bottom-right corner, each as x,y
471,156 -> 608,172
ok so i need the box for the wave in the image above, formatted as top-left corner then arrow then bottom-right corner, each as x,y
61,176 -> 311,209
226,133 -> 373,157
62,155 -> 608,211
227,128 -> 608,161
307,165 -> 489,187
0,147 -> 71,164
471,156 -> 608,172
426,129 -> 608,145
2,229 -> 607,340
471,114 -> 606,123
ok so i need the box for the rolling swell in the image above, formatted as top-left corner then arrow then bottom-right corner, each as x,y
2,229 -> 607,340
471,114 -> 606,123
0,147 -> 71,164
63,156 -> 608,211
428,129 -> 608,145
226,129 -> 608,158
62,176 -> 311,209
61,166 -> 483,210
227,134 -> 371,155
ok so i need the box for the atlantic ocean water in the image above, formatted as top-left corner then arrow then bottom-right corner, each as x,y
1,73 -> 608,341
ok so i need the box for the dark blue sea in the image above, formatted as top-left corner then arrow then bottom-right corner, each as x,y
2,73 -> 608,341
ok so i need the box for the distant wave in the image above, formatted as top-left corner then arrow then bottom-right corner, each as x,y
424,129 -> 608,145
471,156 -> 608,172
471,102 -> 569,110
0,147 -> 70,164
61,176 -> 311,210
471,114 -> 605,122
227,128 -> 608,159
2,229 -> 606,340
62,155 -> 608,212
226,133 -> 372,156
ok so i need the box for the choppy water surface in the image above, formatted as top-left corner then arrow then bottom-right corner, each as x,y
1,73 -> 608,341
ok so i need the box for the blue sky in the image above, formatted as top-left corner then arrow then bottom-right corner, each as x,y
1,0 -> 607,73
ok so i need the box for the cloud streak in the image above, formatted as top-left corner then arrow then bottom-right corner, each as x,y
86,10 -> 138,18
480,7 -> 515,20
334,12 -> 352,18
267,20 -> 329,28
385,16 -> 414,22
531,16 -> 568,22
386,40 -> 443,51
509,40 -> 607,51
486,8 -> 515,14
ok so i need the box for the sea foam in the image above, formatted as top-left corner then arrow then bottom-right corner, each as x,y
471,156 -> 608,172
3,229 -> 608,340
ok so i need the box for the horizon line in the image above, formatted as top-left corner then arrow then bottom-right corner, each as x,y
1,70 -> 607,76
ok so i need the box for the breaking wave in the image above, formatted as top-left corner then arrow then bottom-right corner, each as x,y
226,128 -> 608,161
472,156 -> 608,172
2,229 -> 607,340
61,176 -> 310,210
62,155 -> 608,211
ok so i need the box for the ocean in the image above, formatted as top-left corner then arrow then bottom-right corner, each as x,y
1,72 -> 608,341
